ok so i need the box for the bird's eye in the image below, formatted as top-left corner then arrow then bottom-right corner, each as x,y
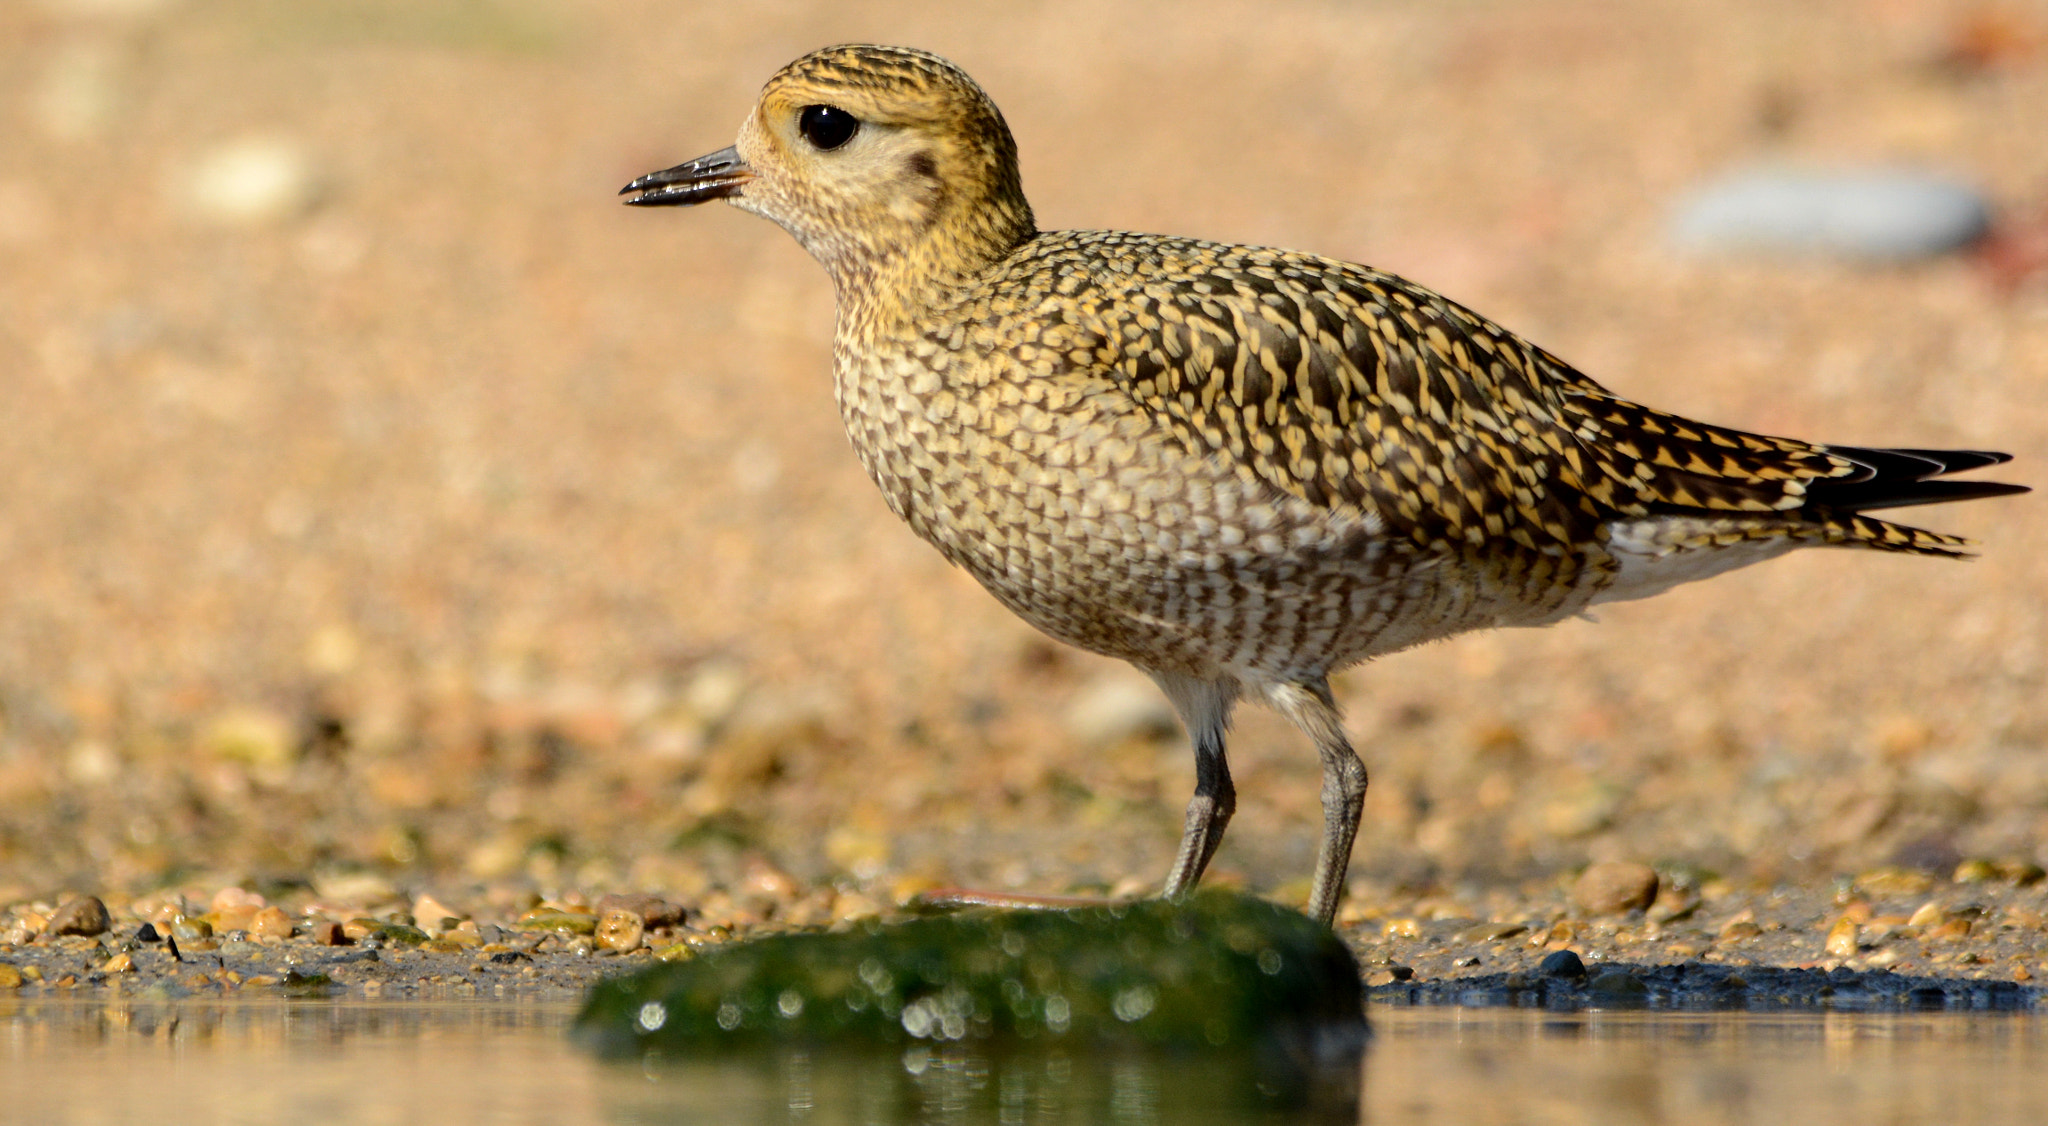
798,104 -> 860,151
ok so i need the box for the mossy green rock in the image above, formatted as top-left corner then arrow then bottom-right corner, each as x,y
517,911 -> 597,935
575,892 -> 1361,1054
364,922 -> 431,947
577,893 -> 1365,1115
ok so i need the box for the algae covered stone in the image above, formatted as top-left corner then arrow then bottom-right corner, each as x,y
574,891 -> 1362,1054
577,892 -> 1365,1115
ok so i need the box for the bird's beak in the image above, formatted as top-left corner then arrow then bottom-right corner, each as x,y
619,146 -> 753,206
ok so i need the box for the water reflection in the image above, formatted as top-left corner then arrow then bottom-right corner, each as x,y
4,999 -> 2045,1124
1365,1008 -> 2048,1125
605,1041 -> 1360,1124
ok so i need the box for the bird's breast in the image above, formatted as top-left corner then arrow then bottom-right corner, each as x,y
829,335 -> 1574,676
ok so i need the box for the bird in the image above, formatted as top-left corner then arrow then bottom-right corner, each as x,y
621,44 -> 2026,926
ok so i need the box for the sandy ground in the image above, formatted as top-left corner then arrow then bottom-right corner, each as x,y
1,0 -> 2046,965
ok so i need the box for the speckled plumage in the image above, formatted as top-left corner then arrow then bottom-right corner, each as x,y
625,45 -> 2025,924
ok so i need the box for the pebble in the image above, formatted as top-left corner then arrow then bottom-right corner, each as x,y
517,910 -> 597,935
2003,861 -> 2047,886
1452,922 -> 1528,944
1647,883 -> 1701,923
341,919 -> 379,942
1586,970 -> 1647,999
365,922 -> 430,948
830,892 -> 882,923
249,906 -> 295,939
738,863 -> 799,902
1955,858 -> 2047,886
1855,868 -> 1936,899
177,138 -> 321,228
311,921 -> 347,946
1825,916 -> 1861,958
134,896 -> 189,927
1381,917 -> 1422,939
1953,859 -> 2001,884
412,895 -> 464,932
208,905 -> 260,934
169,916 -> 210,940
1929,918 -> 1973,941
46,896 -> 111,937
1570,862 -> 1659,916
680,660 -> 749,729
1670,167 -> 1991,259
1718,910 -> 1764,941
1537,950 -> 1588,980
595,910 -> 645,953
1908,902 -> 1947,928
593,894 -> 685,930
199,709 -> 297,771
0,965 -> 19,988
211,887 -> 266,913
313,872 -> 400,906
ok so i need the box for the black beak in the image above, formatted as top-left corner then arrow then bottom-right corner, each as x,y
620,146 -> 753,206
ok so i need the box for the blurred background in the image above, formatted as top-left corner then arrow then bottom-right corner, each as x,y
0,0 -> 2042,914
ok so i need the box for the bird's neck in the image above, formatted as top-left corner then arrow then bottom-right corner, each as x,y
824,193 -> 1035,330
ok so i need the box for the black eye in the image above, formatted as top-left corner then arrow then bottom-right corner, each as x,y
798,104 -> 860,151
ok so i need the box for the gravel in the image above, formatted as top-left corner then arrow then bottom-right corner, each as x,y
0,865 -> 2040,1010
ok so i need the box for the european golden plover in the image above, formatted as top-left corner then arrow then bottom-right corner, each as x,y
623,45 -> 2025,925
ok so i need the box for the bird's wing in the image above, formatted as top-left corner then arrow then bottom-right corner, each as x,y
1083,244 -> 2019,551
1088,247 -> 1609,553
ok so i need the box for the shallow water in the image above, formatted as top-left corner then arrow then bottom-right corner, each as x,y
4,999 -> 2044,1124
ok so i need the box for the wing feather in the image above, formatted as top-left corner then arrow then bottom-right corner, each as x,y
1073,237 -> 2021,558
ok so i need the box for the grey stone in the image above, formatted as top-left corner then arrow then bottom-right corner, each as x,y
1571,861 -> 1660,916
1670,167 -> 1991,260
46,896 -> 111,937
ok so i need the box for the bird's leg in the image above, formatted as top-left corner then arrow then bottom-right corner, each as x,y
1148,670 -> 1240,900
913,672 -> 1237,916
1163,723 -> 1234,899
1267,678 -> 1366,926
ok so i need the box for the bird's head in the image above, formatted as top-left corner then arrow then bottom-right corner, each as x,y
623,45 -> 1036,294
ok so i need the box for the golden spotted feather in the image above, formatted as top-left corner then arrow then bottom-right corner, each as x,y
623,43 -> 2026,925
